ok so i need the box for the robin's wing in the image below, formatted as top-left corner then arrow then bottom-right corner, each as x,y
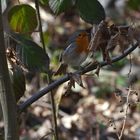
59,41 -> 76,62
63,43 -> 76,55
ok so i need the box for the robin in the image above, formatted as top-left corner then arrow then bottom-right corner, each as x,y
55,31 -> 90,75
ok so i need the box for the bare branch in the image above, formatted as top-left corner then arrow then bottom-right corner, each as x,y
19,42 -> 139,112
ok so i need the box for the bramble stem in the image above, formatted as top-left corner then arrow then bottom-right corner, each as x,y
35,1 -> 59,139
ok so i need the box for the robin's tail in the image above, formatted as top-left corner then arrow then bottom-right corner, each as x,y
54,63 -> 68,75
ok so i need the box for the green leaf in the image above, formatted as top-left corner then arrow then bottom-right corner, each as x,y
11,33 -> 50,73
76,0 -> 105,24
127,0 -> 140,11
49,0 -> 73,14
11,66 -> 26,102
8,4 -> 37,33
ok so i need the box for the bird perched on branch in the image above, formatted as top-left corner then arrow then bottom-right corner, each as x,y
55,31 -> 90,75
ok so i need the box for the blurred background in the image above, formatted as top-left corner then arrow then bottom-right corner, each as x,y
1,0 -> 140,139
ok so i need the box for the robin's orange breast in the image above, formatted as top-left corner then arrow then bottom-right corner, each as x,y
62,32 -> 90,67
75,32 -> 89,53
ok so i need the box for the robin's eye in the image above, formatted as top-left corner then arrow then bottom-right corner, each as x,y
78,34 -> 82,37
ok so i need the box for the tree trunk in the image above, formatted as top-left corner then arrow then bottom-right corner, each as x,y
0,1 -> 19,140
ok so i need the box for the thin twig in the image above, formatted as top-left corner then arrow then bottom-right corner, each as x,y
118,88 -> 131,140
48,73 -> 59,140
18,42 -> 139,112
39,131 -> 54,140
127,54 -> 132,77
35,1 -> 59,139
35,0 -> 46,52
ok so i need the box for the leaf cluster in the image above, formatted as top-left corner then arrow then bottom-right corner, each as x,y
89,21 -> 140,62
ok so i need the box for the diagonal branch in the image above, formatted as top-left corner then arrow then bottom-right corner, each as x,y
19,42 -> 139,112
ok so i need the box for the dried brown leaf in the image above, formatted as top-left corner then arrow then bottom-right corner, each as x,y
89,20 -> 111,62
108,25 -> 135,53
65,78 -> 75,95
89,20 -> 110,52
6,47 -> 28,72
71,73 -> 85,88
65,73 -> 85,95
